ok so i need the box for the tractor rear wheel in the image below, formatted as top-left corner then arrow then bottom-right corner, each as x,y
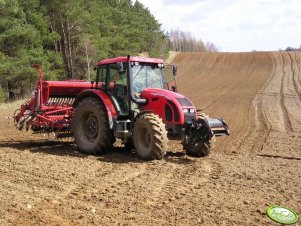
72,97 -> 114,155
133,113 -> 167,160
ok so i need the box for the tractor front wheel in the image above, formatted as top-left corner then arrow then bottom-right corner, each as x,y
72,97 -> 114,155
133,113 -> 167,160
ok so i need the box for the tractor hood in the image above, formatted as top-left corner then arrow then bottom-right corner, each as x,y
141,88 -> 195,107
140,88 -> 197,125
140,88 -> 230,136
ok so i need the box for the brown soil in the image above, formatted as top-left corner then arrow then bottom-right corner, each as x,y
1,51 -> 300,225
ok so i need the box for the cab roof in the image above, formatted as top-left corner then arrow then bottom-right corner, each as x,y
96,56 -> 164,66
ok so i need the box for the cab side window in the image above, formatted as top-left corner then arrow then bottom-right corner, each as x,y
97,66 -> 107,89
107,64 -> 129,116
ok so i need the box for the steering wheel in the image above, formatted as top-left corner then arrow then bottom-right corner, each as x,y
133,82 -> 144,93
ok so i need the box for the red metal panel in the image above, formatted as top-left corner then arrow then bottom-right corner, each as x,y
90,89 -> 118,118
44,81 -> 95,97
140,88 -> 196,125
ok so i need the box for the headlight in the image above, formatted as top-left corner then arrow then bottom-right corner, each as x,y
183,108 -> 188,113
190,109 -> 195,113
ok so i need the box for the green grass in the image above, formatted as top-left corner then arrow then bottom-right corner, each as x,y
0,99 -> 27,111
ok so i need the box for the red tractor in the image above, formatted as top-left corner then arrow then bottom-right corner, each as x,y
14,56 -> 229,160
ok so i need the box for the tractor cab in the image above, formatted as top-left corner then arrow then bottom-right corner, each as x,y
95,56 -> 177,118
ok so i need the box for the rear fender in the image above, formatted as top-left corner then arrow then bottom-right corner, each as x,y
74,89 -> 118,129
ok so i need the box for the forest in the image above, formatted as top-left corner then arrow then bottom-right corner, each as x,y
0,0 -> 213,102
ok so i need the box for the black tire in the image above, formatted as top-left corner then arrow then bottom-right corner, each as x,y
184,136 -> 216,157
133,113 -> 167,160
184,112 -> 216,157
71,97 -> 114,155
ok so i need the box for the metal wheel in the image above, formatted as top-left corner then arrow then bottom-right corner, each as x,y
85,114 -> 99,140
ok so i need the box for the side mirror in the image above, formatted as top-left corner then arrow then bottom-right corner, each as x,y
117,62 -> 124,72
172,65 -> 177,76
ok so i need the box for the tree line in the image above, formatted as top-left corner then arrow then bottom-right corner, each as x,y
285,45 -> 301,51
168,29 -> 218,52
0,0 -> 216,102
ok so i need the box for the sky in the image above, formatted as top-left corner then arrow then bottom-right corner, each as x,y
138,0 -> 301,52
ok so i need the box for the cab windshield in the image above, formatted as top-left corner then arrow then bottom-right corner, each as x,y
131,63 -> 164,94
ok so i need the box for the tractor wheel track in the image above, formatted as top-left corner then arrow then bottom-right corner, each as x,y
279,51 -> 293,132
280,51 -> 301,131
288,51 -> 301,102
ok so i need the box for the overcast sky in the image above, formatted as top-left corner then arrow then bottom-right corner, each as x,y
138,0 -> 301,52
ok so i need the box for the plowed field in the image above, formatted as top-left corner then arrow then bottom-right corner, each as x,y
1,51 -> 300,225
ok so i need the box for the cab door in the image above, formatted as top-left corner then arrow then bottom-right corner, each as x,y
105,64 -> 129,116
